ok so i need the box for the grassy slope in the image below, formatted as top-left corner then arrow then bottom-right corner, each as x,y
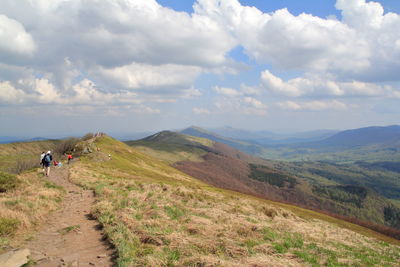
181,126 -> 266,155
126,131 -> 214,164
128,133 -> 400,230
0,170 -> 64,251
0,140 -> 66,251
0,140 -> 60,173
70,136 -> 400,266
259,143 -> 400,163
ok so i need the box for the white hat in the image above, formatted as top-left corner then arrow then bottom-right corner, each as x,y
47,151 -> 51,154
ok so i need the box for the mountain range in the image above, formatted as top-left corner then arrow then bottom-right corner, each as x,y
180,125 -> 400,163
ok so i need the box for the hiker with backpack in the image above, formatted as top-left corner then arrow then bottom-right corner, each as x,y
40,151 -> 46,170
67,154 -> 73,164
42,151 -> 53,176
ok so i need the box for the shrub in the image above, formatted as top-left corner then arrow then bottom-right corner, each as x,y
53,137 -> 80,157
8,157 -> 39,175
0,172 -> 20,192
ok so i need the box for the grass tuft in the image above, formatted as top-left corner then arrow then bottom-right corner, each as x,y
0,217 -> 20,237
164,205 -> 186,220
0,172 -> 20,192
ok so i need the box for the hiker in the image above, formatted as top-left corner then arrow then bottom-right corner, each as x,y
67,154 -> 73,164
42,151 -> 53,176
40,151 -> 46,169
53,160 -> 62,168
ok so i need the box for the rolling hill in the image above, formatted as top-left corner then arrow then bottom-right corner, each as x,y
259,125 -> 400,162
316,125 -> 400,148
75,135 -> 400,265
209,127 -> 339,145
180,125 -> 400,163
180,126 -> 265,155
128,131 -> 400,231
2,135 -> 400,266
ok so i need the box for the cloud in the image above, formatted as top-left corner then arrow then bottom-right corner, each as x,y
195,0 -> 400,82
215,96 -> 267,116
0,14 -> 35,59
0,78 -> 140,106
193,107 -> 210,114
182,87 -> 202,99
1,0 -> 400,121
213,83 -> 267,115
0,81 -> 26,103
277,100 -> 347,111
0,0 -> 236,107
95,63 -> 202,92
261,70 -> 397,98
132,106 -> 161,114
243,97 -> 266,109
214,86 -> 242,97
0,0 -> 235,68
241,84 -> 262,96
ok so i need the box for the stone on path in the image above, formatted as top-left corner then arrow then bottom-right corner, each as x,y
0,249 -> 30,267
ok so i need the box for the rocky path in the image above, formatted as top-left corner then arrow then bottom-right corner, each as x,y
25,166 -> 114,266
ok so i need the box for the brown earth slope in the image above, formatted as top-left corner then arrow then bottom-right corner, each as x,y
173,151 -> 321,208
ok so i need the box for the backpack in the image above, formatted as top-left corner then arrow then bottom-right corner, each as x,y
44,154 -> 51,164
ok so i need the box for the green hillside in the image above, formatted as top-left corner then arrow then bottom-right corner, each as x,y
260,143 -> 400,163
1,135 -> 400,266
0,140 -> 63,173
126,131 -> 214,164
181,126 -> 265,155
127,131 -> 400,232
70,135 -> 400,266
274,161 -> 400,200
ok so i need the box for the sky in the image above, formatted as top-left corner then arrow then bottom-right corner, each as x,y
0,0 -> 399,137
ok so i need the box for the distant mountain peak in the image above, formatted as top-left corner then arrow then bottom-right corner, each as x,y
321,124 -> 400,147
143,130 -> 181,141
183,126 -> 213,133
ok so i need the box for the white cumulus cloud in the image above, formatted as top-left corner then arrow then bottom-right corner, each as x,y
0,0 -> 236,107
261,70 -> 397,98
214,86 -> 242,97
277,100 -> 347,111
0,14 -> 36,58
195,0 -> 400,82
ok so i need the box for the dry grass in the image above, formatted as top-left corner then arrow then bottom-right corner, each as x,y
0,140 -> 61,173
68,136 -> 400,266
0,169 -> 64,250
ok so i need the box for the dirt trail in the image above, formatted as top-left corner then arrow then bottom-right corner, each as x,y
26,166 -> 114,266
